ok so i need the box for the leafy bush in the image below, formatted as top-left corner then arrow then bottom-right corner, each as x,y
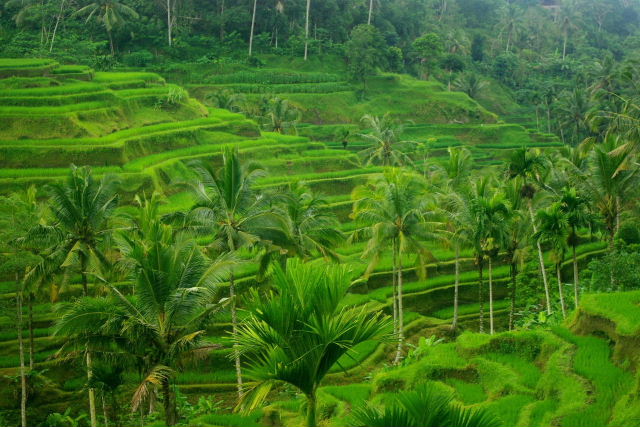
122,50 -> 155,67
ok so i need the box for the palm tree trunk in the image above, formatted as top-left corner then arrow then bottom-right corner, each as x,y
556,264 -> 566,319
562,32 -> 567,61
489,257 -> 494,335
478,258 -> 484,333
528,202 -> 551,315
546,107 -> 552,134
367,0 -> 373,25
393,244 -> 404,365
509,258 -> 517,331
28,293 -> 34,369
108,28 -> 115,56
452,245 -> 460,331
161,378 -> 177,426
219,0 -> 225,41
304,0 -> 311,60
167,0 -> 173,46
81,254 -> 88,297
248,0 -> 257,56
392,240 -> 398,336
17,285 -> 27,427
572,244 -> 579,308
230,272 -> 243,399
87,351 -> 98,427
49,0 -> 65,52
306,392 -> 317,427
102,393 -> 109,427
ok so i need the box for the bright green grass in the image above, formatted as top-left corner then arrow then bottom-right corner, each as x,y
553,327 -> 632,427
0,58 -> 57,68
321,384 -> 372,405
484,394 -> 535,427
445,378 -> 487,404
192,412 -> 263,427
579,291 -> 640,335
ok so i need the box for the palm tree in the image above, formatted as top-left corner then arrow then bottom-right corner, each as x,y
73,0 -> 138,55
499,3 -> 521,53
352,169 -> 436,362
182,148 -> 283,398
235,259 -> 391,427
535,203 -> 569,319
263,97 -> 300,134
464,177 -> 509,334
558,187 -> 590,308
454,73 -> 487,99
555,87 -> 592,145
56,195 -> 233,426
503,178 -> 530,330
435,148 -> 473,330
0,188 -> 42,427
506,148 -> 553,315
276,183 -> 344,261
352,386 -> 502,427
358,113 -> 413,166
28,165 -> 119,298
579,136 -> 639,252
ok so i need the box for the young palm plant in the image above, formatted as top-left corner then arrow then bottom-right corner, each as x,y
351,386 -> 502,427
351,169 -> 436,362
235,259 -> 392,427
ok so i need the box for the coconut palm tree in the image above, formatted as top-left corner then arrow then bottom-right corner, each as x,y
181,148 -> 283,398
352,169 -> 436,361
506,148 -> 553,315
358,113 -> 413,167
435,147 -> 473,330
578,136 -> 639,252
535,203 -> 569,319
454,73 -> 487,99
263,97 -> 300,134
351,385 -> 502,427
27,165 -> 119,298
464,177 -> 509,334
276,183 -> 344,261
555,87 -> 593,145
558,187 -> 590,308
56,195 -> 233,426
73,0 -> 138,55
503,178 -> 530,330
303,0 -> 311,60
235,259 -> 391,427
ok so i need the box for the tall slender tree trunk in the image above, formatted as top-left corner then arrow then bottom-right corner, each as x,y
367,0 -> 373,25
248,0 -> 257,56
392,240 -> 398,336
28,293 -> 34,369
230,272 -> 243,399
572,243 -> 579,308
49,0 -> 65,52
509,258 -> 517,331
219,0 -> 225,41
393,245 -> 404,364
87,351 -> 98,427
102,393 -> 109,427
452,245 -> 460,331
478,258 -> 484,333
306,391 -> 317,427
489,257 -> 494,335
562,32 -> 567,61
556,264 -> 566,319
161,378 -> 177,426
108,29 -> 115,56
529,202 -> 551,314
17,285 -> 27,427
167,0 -> 173,46
304,0 -> 311,60
546,108 -> 552,134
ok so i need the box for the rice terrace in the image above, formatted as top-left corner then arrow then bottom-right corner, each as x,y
1,0 -> 640,426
